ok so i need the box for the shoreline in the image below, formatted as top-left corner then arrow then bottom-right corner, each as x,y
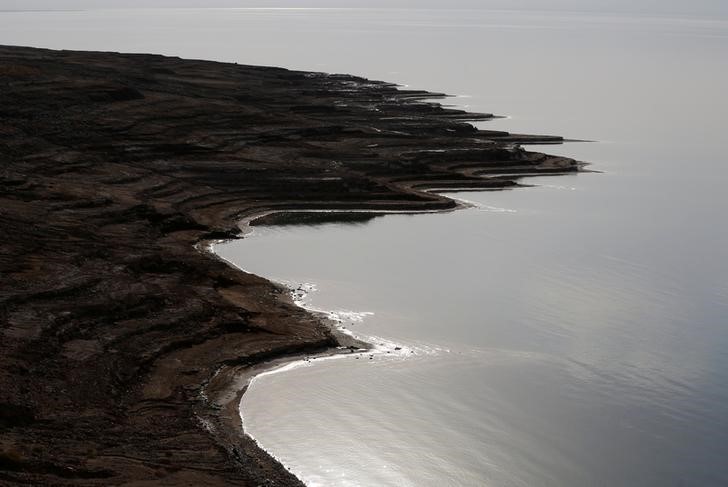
0,45 -> 580,485
202,177 -> 567,484
199,204 -> 458,477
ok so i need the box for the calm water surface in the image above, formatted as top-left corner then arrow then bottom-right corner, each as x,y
4,7 -> 728,486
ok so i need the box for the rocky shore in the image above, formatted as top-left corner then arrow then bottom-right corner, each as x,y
0,45 -> 579,485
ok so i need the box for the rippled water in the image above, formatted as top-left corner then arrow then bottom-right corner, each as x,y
5,6 -> 727,486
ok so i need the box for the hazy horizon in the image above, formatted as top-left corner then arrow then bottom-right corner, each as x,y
2,0 -> 728,18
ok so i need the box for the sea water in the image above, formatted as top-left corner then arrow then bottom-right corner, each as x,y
4,7 -> 727,486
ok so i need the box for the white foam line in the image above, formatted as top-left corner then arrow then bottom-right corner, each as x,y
478,205 -> 518,213
275,277 -> 448,360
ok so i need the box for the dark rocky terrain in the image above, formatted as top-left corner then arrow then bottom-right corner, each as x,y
0,45 -> 579,486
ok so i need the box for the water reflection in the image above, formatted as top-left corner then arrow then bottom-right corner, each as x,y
222,174 -> 728,485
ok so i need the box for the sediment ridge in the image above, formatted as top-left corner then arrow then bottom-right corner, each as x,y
0,45 -> 579,485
